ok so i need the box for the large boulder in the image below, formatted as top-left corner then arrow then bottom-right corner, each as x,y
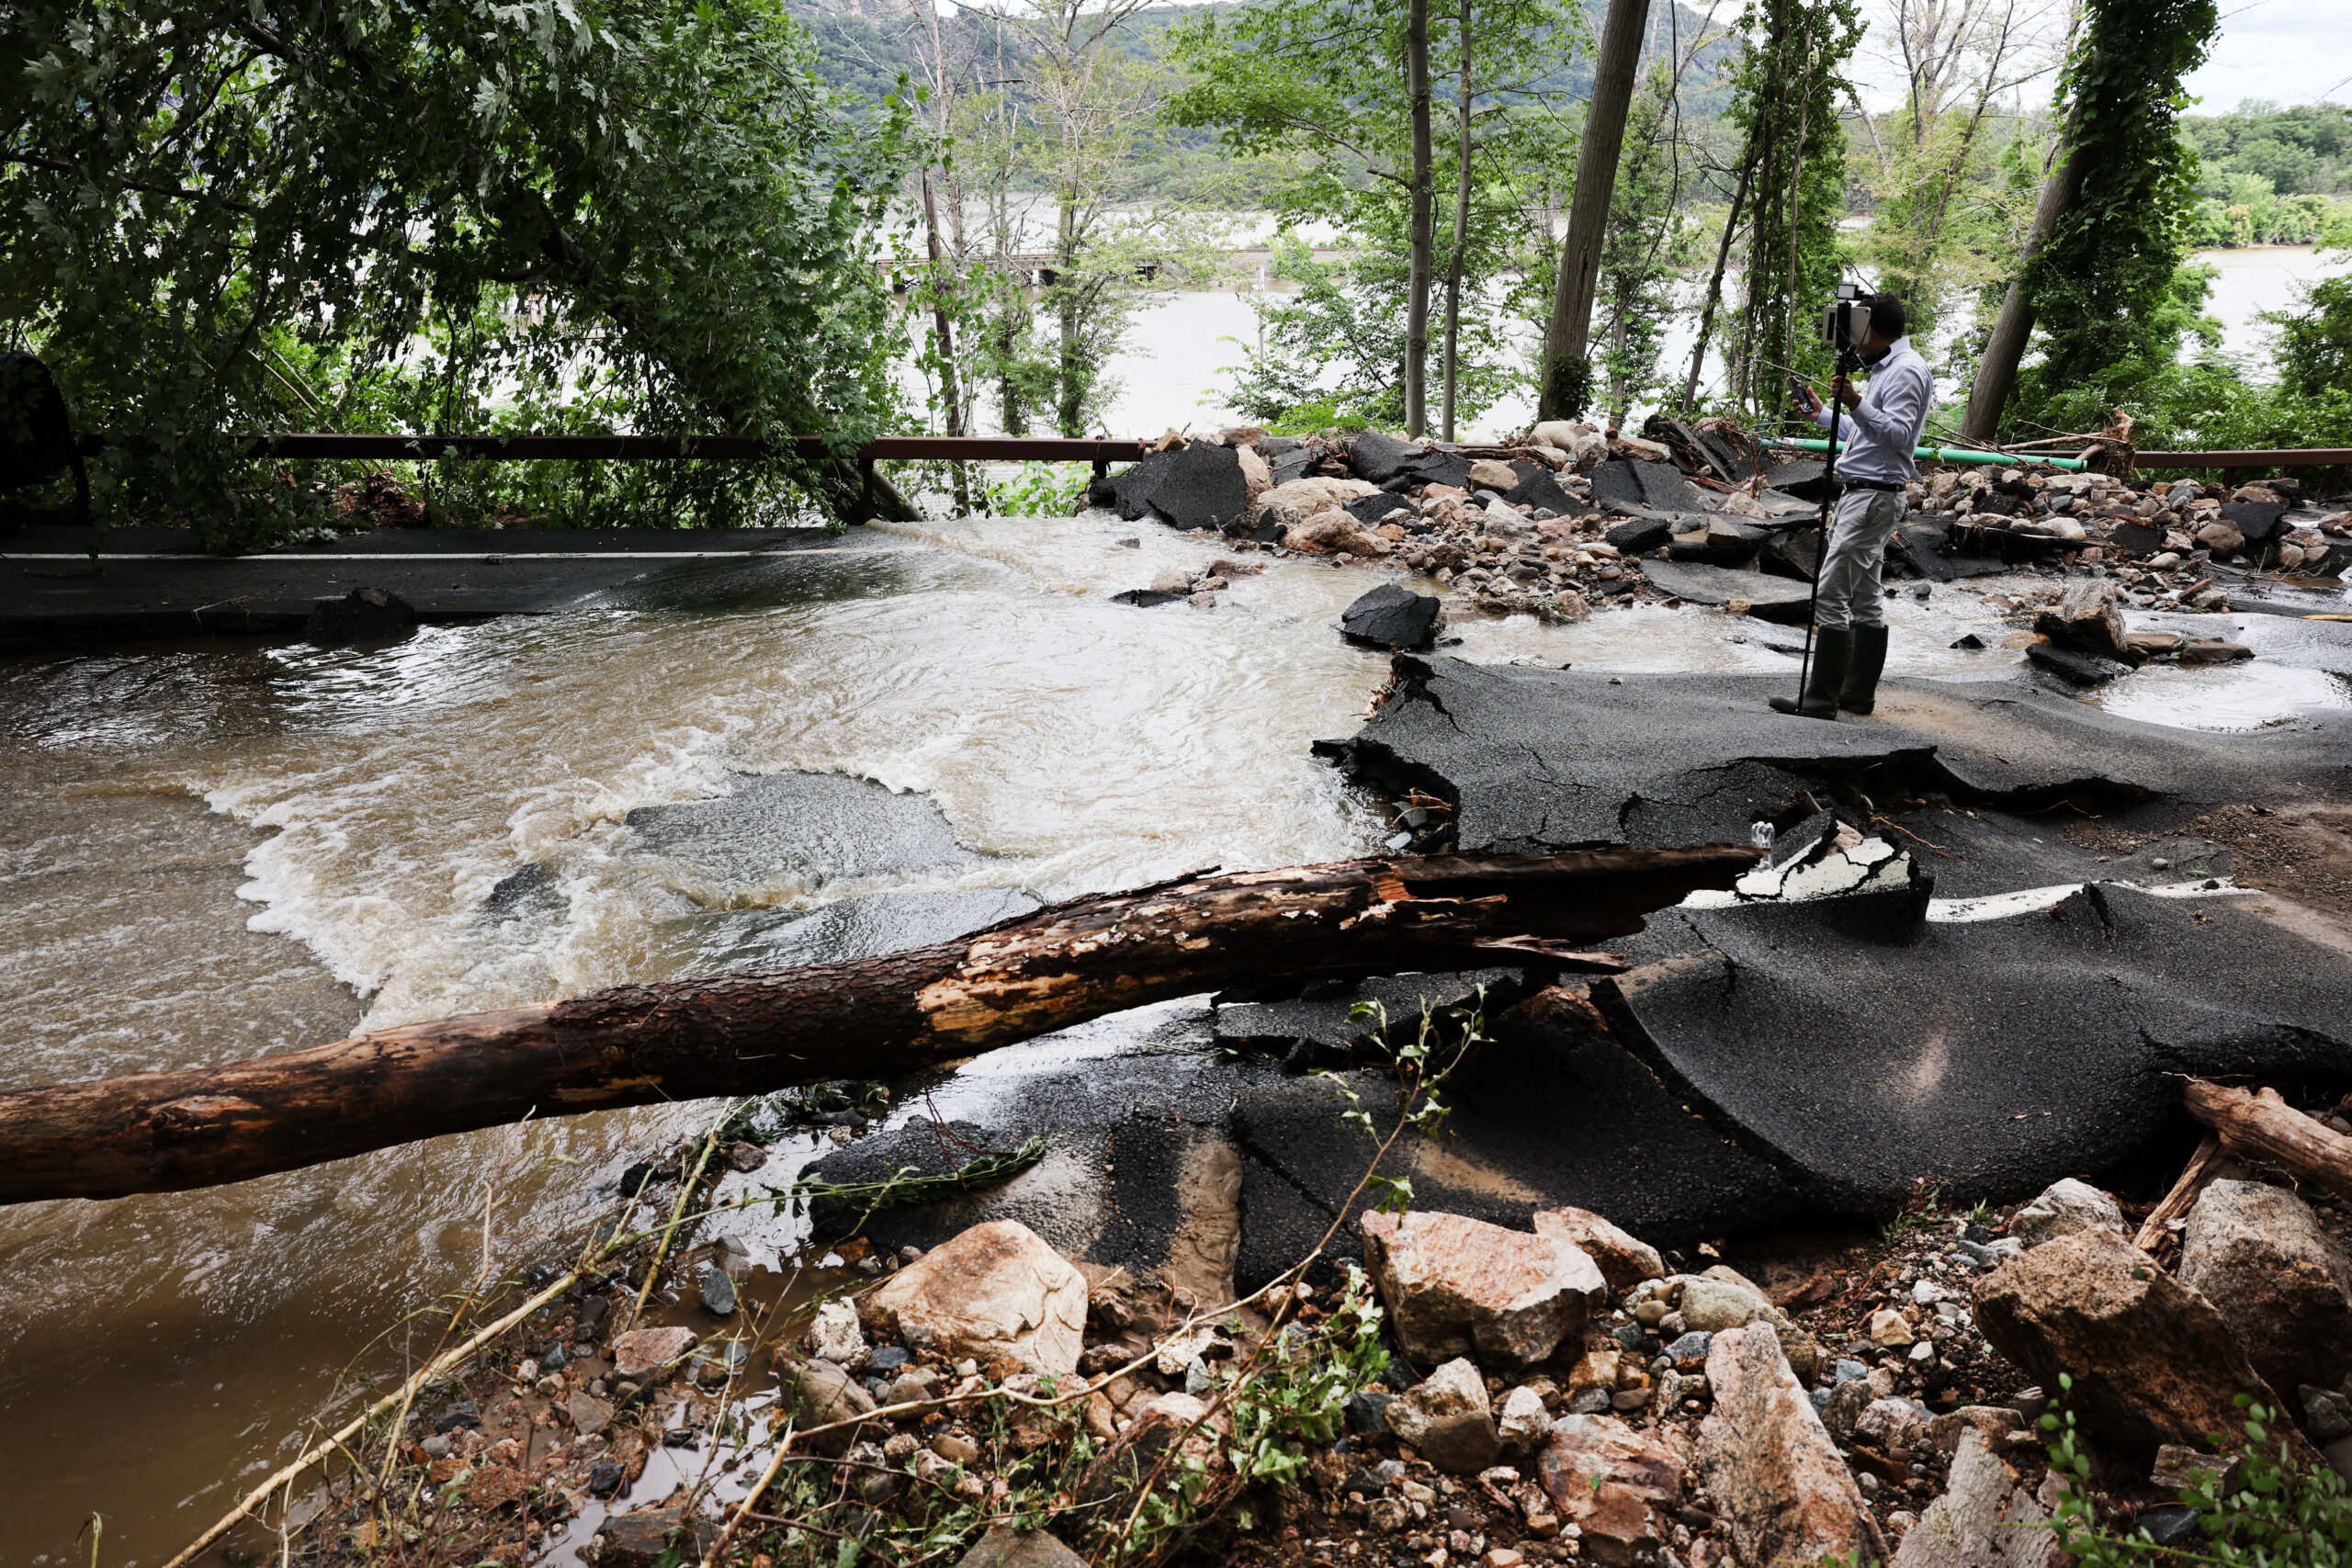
859,1220 -> 1088,1377
1973,1227 -> 2312,1466
2179,1179 -> 2352,1399
1537,1415 -> 1682,1566
1361,1209 -> 1607,1369
1892,1429 -> 2057,1568
1340,583 -> 1442,650
1532,1206 -> 1665,1292
1385,1356 -> 1502,1473
775,1355 -> 877,1455
1700,1325 -> 1887,1566
2009,1178 -> 2128,1247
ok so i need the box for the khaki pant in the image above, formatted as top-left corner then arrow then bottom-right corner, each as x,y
1814,486 -> 1907,630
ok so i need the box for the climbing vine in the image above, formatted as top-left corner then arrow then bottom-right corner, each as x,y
1721,0 -> 1862,419
2009,0 -> 2220,431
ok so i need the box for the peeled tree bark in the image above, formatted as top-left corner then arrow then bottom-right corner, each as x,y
0,847 -> 1756,1206
1537,0 -> 1653,421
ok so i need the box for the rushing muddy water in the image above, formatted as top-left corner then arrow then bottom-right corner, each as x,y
0,516 -> 2343,1563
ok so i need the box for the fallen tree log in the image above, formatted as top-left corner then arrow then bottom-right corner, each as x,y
0,846 -> 1755,1205
2182,1078 -> 2352,1201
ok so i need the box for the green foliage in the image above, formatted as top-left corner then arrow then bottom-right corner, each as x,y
2182,101 -> 2352,198
2044,1382 -> 2352,1565
3,0 -> 917,545
1594,62 -> 1700,425
1723,0 -> 1863,415
2276,266 -> 2352,398
2008,0 -> 2220,433
984,460 -> 1097,515
1164,0 -> 1584,427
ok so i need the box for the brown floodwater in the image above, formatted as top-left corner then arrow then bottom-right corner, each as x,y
5,515 -> 2318,1563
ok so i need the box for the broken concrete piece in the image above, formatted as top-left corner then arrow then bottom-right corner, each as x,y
1532,1207 -> 1664,1292
808,1300 -> 866,1367
1891,1429 -> 2055,1568
1385,1356 -> 1502,1473
1362,1209 -> 1606,1369
2178,1179 -> 2352,1397
1973,1228 -> 2312,1466
1700,1325 -> 1887,1567
859,1219 -> 1088,1377
2010,1179 -> 2128,1247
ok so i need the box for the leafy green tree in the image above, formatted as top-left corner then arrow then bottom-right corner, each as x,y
1167,0 -> 1580,433
2,0 -> 916,543
1592,62 -> 1695,425
1718,0 -> 1863,417
2003,0 -> 2220,434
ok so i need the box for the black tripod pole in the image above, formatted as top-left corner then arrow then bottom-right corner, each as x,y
1792,394 -> 1844,707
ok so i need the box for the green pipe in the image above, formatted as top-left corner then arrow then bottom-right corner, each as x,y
1779,437 -> 2086,472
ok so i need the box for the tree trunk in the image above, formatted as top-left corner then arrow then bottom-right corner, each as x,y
2181,1078 -> 2352,1202
1406,0 -> 1434,437
1537,0 -> 1654,421
1961,125 -> 2082,443
920,167 -> 973,516
0,847 -> 1756,1206
1682,145 -> 1758,409
1442,0 -> 1473,442
1056,197 -> 1085,438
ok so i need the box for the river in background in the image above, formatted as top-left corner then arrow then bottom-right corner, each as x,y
1069,243 -> 2343,442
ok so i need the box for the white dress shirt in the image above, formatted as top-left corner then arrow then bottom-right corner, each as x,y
1813,336 -> 1933,485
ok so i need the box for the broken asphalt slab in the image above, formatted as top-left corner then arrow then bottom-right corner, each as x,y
1318,656 -> 2352,852
1094,440 -> 1251,532
1639,561 -> 1815,623
1600,881 -> 2352,1215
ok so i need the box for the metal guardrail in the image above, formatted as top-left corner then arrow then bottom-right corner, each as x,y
2131,448 -> 2352,468
248,434 -> 1151,464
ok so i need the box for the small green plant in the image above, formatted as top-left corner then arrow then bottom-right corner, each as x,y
2044,1380 -> 2352,1564
984,461 -> 1095,517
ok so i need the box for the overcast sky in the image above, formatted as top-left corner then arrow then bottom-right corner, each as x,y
1840,0 -> 2352,113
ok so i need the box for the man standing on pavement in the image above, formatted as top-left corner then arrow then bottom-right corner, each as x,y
1770,294 -> 1934,719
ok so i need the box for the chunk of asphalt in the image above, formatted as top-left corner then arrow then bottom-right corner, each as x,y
2027,643 -> 2133,687
1638,561 -> 1815,623
1111,588 -> 1185,607
1345,431 -> 1426,485
1339,583 -> 1442,650
1317,659 -> 2352,854
678,885 -> 1039,973
1604,515 -> 1675,555
1510,463 -> 1589,517
1589,460 -> 1647,509
1099,440 -> 1251,531
1345,492 -> 1417,528
1634,460 -> 1702,513
1594,883 -> 2352,1215
623,771 -> 980,888
1765,457 -> 1833,502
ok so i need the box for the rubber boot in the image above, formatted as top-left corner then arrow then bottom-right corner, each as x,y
1840,623 -> 1889,715
1770,627 -> 1851,719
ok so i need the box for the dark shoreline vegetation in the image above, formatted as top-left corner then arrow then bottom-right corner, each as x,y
4,0 -> 2347,550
